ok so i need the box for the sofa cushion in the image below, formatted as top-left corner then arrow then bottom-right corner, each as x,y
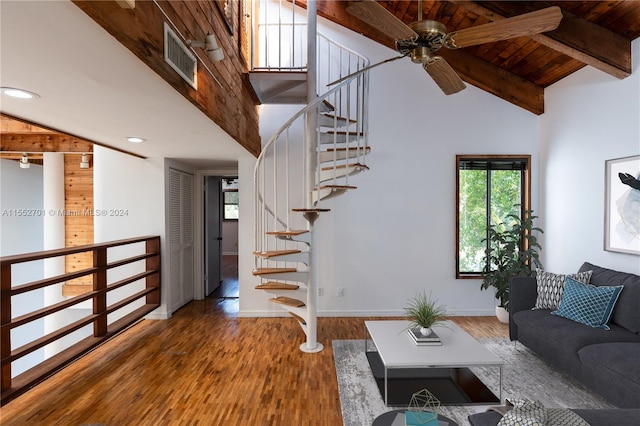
551,276 -> 623,330
533,269 -> 593,310
579,262 -> 640,333
577,342 -> 640,408
513,310 -> 640,355
578,342 -> 640,387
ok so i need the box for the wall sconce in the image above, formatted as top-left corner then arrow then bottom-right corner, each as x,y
80,153 -> 90,169
187,33 -> 224,62
19,153 -> 30,169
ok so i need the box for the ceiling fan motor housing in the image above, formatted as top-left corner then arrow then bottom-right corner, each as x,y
398,20 -> 448,63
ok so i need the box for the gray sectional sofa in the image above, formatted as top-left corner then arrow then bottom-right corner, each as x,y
468,262 -> 640,425
509,262 -> 640,408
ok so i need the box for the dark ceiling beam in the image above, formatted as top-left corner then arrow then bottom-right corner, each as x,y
312,0 -> 544,114
454,1 -> 631,79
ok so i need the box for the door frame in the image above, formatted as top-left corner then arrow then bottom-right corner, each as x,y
194,168 -> 237,300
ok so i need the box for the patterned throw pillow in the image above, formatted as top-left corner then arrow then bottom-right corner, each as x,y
497,400 -> 546,426
533,269 -> 593,310
546,408 -> 590,426
552,276 -> 623,330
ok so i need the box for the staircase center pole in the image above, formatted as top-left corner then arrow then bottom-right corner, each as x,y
300,211 -> 323,353
300,0 -> 323,353
305,0 -> 318,210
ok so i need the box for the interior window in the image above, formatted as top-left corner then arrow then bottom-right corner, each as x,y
222,178 -> 239,220
456,155 -> 531,277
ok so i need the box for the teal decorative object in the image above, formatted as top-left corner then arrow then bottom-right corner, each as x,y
406,389 -> 440,425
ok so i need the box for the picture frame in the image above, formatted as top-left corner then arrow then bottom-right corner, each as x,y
604,155 -> 640,255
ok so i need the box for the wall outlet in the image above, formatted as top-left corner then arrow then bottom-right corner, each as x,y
336,287 -> 344,297
317,287 -> 324,296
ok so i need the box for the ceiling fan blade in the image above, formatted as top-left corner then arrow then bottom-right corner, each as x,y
423,56 -> 466,95
346,0 -> 418,42
443,6 -> 562,49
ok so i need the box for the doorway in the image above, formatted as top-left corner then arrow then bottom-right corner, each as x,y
203,176 -> 239,309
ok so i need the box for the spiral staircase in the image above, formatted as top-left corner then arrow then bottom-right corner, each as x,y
249,2 -> 371,352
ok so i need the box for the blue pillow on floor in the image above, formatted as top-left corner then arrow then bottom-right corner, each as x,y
551,276 -> 623,330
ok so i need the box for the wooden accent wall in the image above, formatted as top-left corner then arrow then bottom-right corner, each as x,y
72,0 -> 261,157
62,154 -> 94,296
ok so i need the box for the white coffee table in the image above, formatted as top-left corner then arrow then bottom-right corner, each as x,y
364,320 -> 503,407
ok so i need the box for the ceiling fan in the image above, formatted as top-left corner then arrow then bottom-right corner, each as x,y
338,0 -> 563,95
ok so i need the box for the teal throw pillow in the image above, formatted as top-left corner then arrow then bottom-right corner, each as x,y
551,276 -> 623,330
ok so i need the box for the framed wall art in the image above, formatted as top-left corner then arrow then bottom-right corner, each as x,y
605,155 -> 640,255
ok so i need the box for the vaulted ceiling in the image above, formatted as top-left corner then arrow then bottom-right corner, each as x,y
311,1 -> 640,114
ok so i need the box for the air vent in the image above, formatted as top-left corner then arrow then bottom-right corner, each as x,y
164,22 -> 197,89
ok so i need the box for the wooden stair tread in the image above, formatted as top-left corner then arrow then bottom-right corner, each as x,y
255,282 -> 300,290
325,147 -> 371,152
253,249 -> 301,258
318,185 -> 357,190
252,267 -> 298,276
292,208 -> 331,212
289,312 -> 307,325
269,296 -> 305,308
319,112 -> 356,123
322,131 -> 364,136
321,163 -> 369,171
266,230 -> 309,236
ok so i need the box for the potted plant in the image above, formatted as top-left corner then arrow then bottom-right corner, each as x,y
481,209 -> 543,323
404,290 -> 448,336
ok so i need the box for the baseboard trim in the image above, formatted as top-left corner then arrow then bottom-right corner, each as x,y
238,309 -> 495,317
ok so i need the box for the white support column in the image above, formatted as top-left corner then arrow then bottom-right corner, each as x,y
42,153 -> 66,357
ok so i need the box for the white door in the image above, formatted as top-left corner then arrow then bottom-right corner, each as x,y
169,168 -> 194,313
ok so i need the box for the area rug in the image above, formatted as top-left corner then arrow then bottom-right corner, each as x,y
333,339 -> 614,426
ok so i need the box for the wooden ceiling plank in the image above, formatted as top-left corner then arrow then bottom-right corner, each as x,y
453,1 -> 631,79
1,134 -> 94,153
313,0 -> 537,112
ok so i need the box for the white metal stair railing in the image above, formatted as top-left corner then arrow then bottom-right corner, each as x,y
253,37 -> 370,353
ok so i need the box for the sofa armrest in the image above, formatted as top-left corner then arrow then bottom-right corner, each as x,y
509,276 -> 537,341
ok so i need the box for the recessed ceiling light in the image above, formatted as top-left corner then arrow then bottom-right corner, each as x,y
1,87 -> 40,99
126,137 -> 146,143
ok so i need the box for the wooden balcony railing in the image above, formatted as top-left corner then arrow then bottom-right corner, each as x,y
0,236 -> 161,405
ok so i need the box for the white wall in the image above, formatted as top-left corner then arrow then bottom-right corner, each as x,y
539,38 -> 640,276
94,146 -> 168,318
222,220 -> 239,254
242,14 -> 541,317
0,159 -> 45,376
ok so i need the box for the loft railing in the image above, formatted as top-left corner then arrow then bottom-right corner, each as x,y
0,236 -> 161,405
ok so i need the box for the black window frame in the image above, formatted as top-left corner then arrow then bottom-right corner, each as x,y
222,178 -> 239,221
456,155 -> 531,278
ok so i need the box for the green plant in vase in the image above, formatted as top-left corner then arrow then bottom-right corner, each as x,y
480,208 -> 543,321
404,291 -> 448,336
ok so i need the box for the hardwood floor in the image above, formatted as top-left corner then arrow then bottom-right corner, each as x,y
1,263 -> 508,425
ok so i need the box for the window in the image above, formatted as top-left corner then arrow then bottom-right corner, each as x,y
222,178 -> 239,220
456,155 -> 530,277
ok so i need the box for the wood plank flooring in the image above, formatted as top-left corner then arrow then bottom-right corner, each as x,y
1,271 -> 507,425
